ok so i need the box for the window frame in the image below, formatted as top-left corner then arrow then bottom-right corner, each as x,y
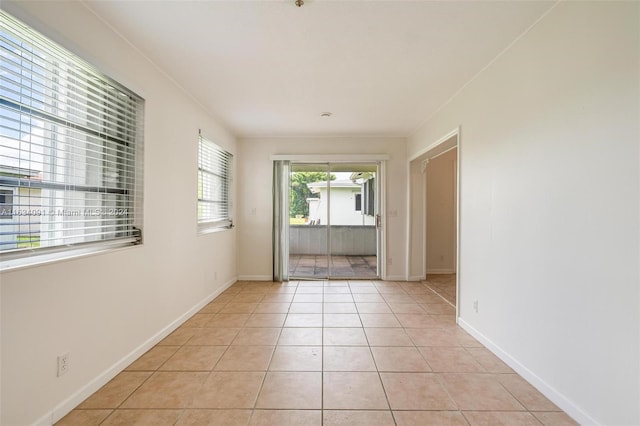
0,11 -> 144,270
197,132 -> 233,234
355,193 -> 362,212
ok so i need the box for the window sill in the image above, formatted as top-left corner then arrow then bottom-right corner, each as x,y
0,240 -> 141,273
197,221 -> 234,235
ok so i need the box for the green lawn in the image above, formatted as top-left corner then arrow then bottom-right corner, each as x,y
17,235 -> 40,248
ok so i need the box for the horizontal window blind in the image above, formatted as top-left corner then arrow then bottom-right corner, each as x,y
0,11 -> 144,260
198,133 -> 232,229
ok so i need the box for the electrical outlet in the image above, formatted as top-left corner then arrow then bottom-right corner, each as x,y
214,271 -> 218,281
387,258 -> 393,265
57,353 -> 69,377
473,300 -> 479,313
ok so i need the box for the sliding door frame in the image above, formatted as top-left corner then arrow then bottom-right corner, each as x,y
272,154 -> 388,280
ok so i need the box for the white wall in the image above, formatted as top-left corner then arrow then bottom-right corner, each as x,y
0,2 -> 237,425
426,148 -> 457,274
313,187 -> 375,226
237,138 -> 406,281
409,2 -> 639,425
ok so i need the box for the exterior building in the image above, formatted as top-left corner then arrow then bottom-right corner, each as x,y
306,177 -> 375,226
0,166 -> 42,250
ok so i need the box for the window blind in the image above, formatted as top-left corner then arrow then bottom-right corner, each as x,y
0,11 -> 144,261
198,133 -> 232,230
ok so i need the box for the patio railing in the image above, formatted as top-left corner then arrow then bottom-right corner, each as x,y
289,225 -> 376,255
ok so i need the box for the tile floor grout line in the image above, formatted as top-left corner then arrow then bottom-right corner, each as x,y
372,339 -> 397,425
248,281 -> 297,419
356,282 -> 398,425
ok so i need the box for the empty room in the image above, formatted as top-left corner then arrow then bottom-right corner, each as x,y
0,1 -> 638,425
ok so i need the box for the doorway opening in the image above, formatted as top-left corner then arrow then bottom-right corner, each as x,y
408,130 -> 459,317
424,146 -> 457,306
288,162 -> 380,279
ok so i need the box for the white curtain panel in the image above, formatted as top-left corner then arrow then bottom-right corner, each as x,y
272,160 -> 290,281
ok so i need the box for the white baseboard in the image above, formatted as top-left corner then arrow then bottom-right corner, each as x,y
383,274 -> 405,281
426,268 -> 456,274
458,318 -> 599,426
39,277 -> 237,426
407,275 -> 424,281
240,275 -> 412,282
237,275 -> 273,281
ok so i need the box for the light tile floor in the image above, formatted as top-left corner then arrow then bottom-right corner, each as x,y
57,277 -> 577,426
424,274 -> 457,306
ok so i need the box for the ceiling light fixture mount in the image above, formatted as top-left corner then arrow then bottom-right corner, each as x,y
295,0 -> 304,7
320,112 -> 332,118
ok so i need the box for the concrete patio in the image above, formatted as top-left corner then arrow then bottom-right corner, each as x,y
289,254 -> 377,278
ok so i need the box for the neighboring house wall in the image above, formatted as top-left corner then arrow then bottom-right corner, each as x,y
0,183 -> 42,250
426,148 -> 456,274
408,2 -> 639,424
0,2 -> 237,425
15,187 -> 42,246
307,198 -> 320,223
0,186 -> 16,249
16,187 -> 41,233
308,184 -> 375,226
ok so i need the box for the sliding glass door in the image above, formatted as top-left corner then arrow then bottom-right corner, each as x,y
288,162 -> 379,279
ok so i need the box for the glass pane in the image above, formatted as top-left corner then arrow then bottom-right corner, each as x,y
328,163 -> 378,278
288,163 -> 330,279
287,162 -> 379,280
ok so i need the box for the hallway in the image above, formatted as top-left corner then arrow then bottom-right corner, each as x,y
57,277 -> 576,425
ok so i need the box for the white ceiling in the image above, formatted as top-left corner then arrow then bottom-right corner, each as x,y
85,0 -> 555,138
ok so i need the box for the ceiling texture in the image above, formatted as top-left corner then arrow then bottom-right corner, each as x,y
85,0 -> 555,138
